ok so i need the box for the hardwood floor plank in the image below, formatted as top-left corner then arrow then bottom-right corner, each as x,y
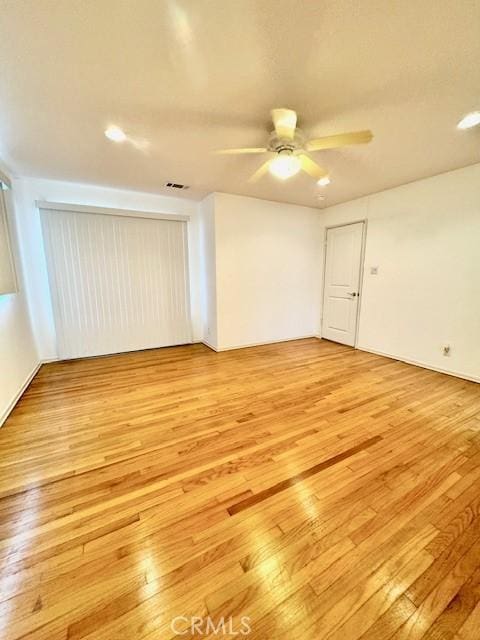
0,339 -> 479,640
227,435 -> 382,516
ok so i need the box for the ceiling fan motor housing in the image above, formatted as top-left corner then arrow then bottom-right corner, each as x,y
268,129 -> 305,154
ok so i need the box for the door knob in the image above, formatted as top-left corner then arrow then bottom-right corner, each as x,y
348,292 -> 358,297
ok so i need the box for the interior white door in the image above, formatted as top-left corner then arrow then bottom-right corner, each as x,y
322,222 -> 364,346
40,208 -> 192,359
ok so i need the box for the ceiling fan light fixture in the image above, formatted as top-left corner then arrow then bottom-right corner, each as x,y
216,108 -> 373,188
269,153 -> 301,180
457,111 -> 480,130
105,125 -> 127,142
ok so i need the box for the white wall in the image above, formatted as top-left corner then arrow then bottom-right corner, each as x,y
6,162 -> 479,400
198,193 -> 218,348
0,168 -> 39,425
319,163 -> 480,382
212,192 -> 322,350
12,181 -> 323,359
13,177 -> 202,360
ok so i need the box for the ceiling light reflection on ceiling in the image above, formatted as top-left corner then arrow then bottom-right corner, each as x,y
317,176 -> 331,187
169,1 -> 194,47
269,153 -> 301,180
457,112 -> 480,130
105,125 -> 127,142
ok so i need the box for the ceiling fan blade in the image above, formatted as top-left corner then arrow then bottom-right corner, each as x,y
271,108 -> 297,140
306,130 -> 373,151
248,159 -> 272,183
215,147 -> 268,155
299,154 -> 328,180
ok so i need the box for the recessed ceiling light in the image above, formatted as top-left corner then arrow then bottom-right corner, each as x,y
317,176 -> 331,187
269,153 -> 301,180
105,125 -> 127,142
457,112 -> 480,130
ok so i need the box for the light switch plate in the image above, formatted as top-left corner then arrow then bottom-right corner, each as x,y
370,266 -> 379,275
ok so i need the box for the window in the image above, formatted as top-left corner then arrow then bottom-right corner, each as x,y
0,180 -> 17,295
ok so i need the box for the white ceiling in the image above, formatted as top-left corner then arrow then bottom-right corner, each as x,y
0,0 -> 479,208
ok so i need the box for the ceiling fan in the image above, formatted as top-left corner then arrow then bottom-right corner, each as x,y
216,108 -> 373,184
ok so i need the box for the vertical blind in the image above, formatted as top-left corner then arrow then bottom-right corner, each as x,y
40,207 -> 191,359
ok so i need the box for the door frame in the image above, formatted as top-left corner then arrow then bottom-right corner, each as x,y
320,219 -> 368,348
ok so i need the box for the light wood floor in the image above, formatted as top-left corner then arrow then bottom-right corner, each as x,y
1,339 -> 480,640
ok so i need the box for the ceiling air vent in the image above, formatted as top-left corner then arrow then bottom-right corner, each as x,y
164,182 -> 190,190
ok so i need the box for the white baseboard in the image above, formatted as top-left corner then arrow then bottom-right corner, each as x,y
201,339 -> 219,352
357,345 -> 479,384
202,335 -> 319,352
0,361 -> 42,428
